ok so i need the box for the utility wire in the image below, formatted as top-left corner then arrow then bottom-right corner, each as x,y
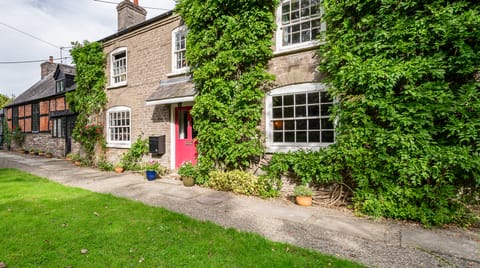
93,0 -> 170,10
0,57 -> 72,64
0,21 -> 61,49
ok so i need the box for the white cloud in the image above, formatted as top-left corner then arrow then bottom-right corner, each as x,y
0,0 -> 175,97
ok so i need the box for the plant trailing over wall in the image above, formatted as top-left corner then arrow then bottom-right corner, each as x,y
67,41 -> 107,162
317,0 -> 480,226
11,125 -> 25,148
120,135 -> 149,171
176,0 -> 278,176
2,118 -> 11,149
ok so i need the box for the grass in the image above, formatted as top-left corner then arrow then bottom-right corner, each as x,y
0,169 -> 363,267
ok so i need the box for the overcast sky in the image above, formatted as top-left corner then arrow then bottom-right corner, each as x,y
0,0 -> 176,98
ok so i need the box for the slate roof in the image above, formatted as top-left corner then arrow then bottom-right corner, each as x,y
7,64 -> 75,107
146,76 -> 195,103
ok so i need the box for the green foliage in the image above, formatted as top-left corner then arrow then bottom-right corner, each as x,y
11,126 -> 25,147
67,41 -> 107,162
264,150 -> 341,186
177,161 -> 198,178
2,117 -> 11,149
0,93 -> 13,109
208,170 -> 277,198
97,159 -> 114,171
319,0 -> 480,226
120,135 -> 149,171
293,185 -> 313,197
176,0 -> 278,172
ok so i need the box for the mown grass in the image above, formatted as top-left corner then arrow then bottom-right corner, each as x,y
0,169 -> 363,267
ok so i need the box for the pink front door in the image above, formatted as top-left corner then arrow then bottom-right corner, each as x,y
175,106 -> 197,168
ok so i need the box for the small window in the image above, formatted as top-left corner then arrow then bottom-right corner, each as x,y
276,0 -> 325,51
172,26 -> 188,73
107,106 -> 131,148
110,47 -> 127,86
12,106 -> 19,129
266,83 -> 334,152
31,103 -> 40,132
52,117 -> 66,138
56,80 -> 65,93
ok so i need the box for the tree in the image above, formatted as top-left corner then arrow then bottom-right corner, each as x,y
319,0 -> 480,225
0,93 -> 13,108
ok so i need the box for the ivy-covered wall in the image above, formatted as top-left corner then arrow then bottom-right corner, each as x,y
176,0 -> 279,179
318,0 -> 480,226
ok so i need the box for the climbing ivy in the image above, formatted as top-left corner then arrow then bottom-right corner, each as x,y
67,41 -> 107,162
176,0 -> 278,177
317,0 -> 480,226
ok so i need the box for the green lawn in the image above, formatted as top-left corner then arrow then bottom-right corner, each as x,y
0,169 -> 363,267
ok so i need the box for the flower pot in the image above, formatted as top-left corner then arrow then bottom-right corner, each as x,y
295,196 -> 312,207
146,170 -> 157,181
114,166 -> 124,173
182,176 -> 195,187
74,161 -> 82,166
45,154 -> 53,158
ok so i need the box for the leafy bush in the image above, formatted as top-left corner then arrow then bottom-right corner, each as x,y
120,135 -> 149,171
208,170 -> 277,198
97,159 -> 114,171
178,162 -> 198,178
319,0 -> 480,226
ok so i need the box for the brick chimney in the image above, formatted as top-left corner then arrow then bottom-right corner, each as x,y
40,56 -> 57,79
117,0 -> 147,31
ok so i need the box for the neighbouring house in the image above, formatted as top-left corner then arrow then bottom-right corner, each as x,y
3,57 -> 78,157
100,0 -> 332,169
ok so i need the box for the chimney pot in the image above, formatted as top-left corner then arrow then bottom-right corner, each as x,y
134,0 -> 138,5
49,56 -> 54,63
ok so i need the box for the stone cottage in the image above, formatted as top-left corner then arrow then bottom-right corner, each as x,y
100,0 -> 333,169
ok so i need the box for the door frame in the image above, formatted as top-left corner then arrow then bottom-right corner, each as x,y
170,102 -> 194,169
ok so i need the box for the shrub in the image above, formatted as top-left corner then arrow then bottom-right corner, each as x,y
208,170 -> 277,198
178,162 -> 198,178
120,135 -> 149,171
97,159 -> 114,171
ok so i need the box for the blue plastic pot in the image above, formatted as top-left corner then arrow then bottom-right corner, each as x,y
146,170 -> 157,181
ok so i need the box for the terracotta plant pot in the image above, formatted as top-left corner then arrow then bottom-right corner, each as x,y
295,196 -> 312,207
114,166 -> 124,173
45,154 -> 53,158
74,161 -> 82,166
182,176 -> 195,187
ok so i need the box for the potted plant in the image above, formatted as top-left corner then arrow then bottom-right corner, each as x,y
145,160 -> 159,181
38,150 -> 45,156
29,148 -> 36,155
66,153 -> 73,161
45,151 -> 53,158
114,162 -> 124,173
294,185 -> 313,207
178,161 -> 196,187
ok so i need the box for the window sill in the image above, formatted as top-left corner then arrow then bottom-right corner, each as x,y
273,42 -> 323,57
265,143 -> 333,153
107,143 -> 131,149
167,69 -> 189,78
107,83 -> 128,90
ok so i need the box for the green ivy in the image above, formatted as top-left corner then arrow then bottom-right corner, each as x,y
67,41 -> 107,162
176,0 -> 278,175
120,135 -> 149,171
318,0 -> 480,226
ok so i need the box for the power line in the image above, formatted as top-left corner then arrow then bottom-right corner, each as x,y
0,21 -> 60,49
93,0 -> 170,10
0,57 -> 72,64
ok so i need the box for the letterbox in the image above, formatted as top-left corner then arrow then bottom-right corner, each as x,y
149,135 -> 165,155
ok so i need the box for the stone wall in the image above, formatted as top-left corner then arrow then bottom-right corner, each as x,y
21,133 -> 66,157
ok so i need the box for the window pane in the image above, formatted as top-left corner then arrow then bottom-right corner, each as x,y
308,105 -> 319,116
274,132 -> 283,142
297,120 -> 307,130
284,107 -> 294,118
295,94 -> 306,104
284,95 -> 294,105
309,119 -> 320,129
273,107 -> 283,118
273,96 -> 282,107
285,120 -> 295,130
273,120 -> 283,130
322,131 -> 334,142
309,131 -> 320,142
285,132 -> 295,142
321,91 -> 332,103
321,118 -> 334,130
308,92 -> 319,103
321,104 -> 332,115
295,106 -> 306,117
297,131 -> 307,142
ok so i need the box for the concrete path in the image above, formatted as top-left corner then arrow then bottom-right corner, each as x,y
1,152 -> 479,267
